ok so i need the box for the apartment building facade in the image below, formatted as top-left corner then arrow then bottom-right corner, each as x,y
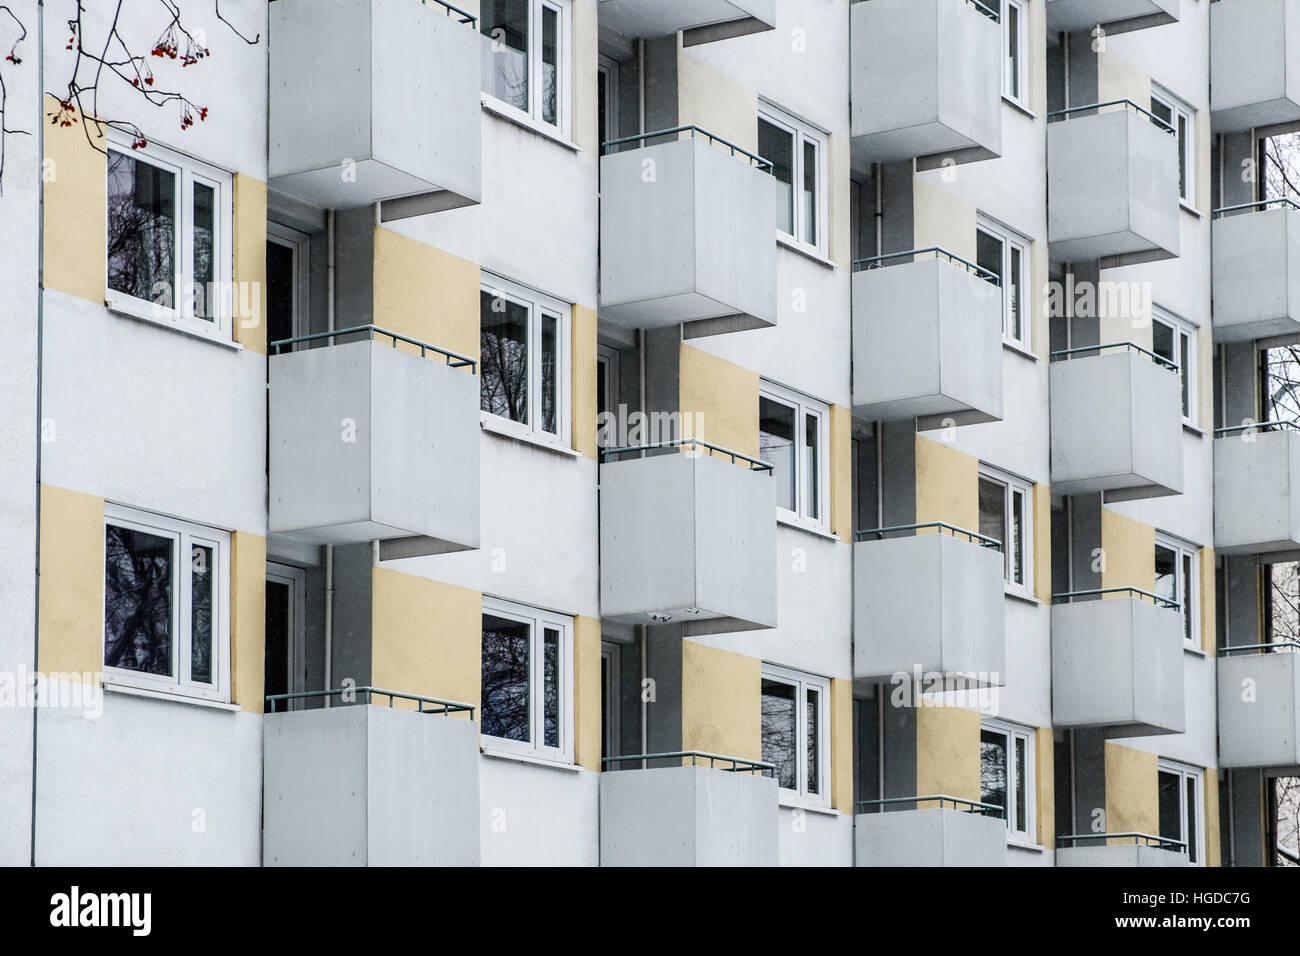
0,0 -> 1295,867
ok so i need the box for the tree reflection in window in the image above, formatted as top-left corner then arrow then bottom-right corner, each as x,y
191,544 -> 213,684
107,150 -> 175,307
104,525 -> 173,676
761,678 -> 797,790
481,613 -> 530,741
481,0 -> 529,112
480,291 -> 529,424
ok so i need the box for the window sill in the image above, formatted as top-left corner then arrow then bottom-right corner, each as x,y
103,681 -> 240,712
1180,201 -> 1202,219
775,235 -> 837,270
1007,840 -> 1049,853
1183,422 -> 1206,438
1184,645 -> 1209,659
480,95 -> 580,152
1004,588 -> 1043,607
481,746 -> 582,772
106,295 -> 243,352
1002,96 -> 1036,121
1002,339 -> 1039,362
776,512 -> 840,542
779,797 -> 840,816
480,414 -> 582,458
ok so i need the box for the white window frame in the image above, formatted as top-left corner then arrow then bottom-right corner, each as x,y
104,134 -> 234,342
1001,0 -> 1028,108
481,0 -> 571,138
980,716 -> 1036,844
1158,759 -> 1204,865
1155,532 -> 1201,650
1151,86 -> 1195,207
760,380 -> 830,531
595,343 -> 620,449
266,221 -> 311,345
977,217 -> 1031,350
1152,306 -> 1198,427
979,464 -> 1034,596
600,640 -> 621,763
102,503 -> 231,704
761,663 -> 830,809
597,53 -> 619,147
758,101 -> 829,256
265,562 -> 308,710
479,273 -> 572,448
480,596 -> 574,764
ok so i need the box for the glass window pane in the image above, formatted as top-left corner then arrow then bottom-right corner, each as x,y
192,181 -> 215,321
1155,544 -> 1178,607
543,626 -> 560,748
1008,245 -> 1023,340
805,687 -> 819,794
541,312 -> 557,435
597,69 -> 609,144
1152,319 -> 1175,363
976,230 -> 1002,283
979,477 -> 1006,556
1179,331 -> 1191,417
1178,114 -> 1189,199
1158,769 -> 1182,844
805,412 -> 820,520
1182,552 -> 1195,644
761,678 -> 797,790
481,613 -> 531,742
541,4 -> 558,126
1014,735 -> 1027,832
759,118 -> 794,235
1150,98 -> 1173,128
1006,5 -> 1020,99
1011,489 -> 1025,585
266,240 -> 295,346
600,654 -> 610,763
190,543 -> 214,684
1185,776 -> 1198,862
980,729 -> 1009,824
107,151 -> 176,307
802,139 -> 817,245
760,396 -> 797,511
480,291 -> 530,423
104,524 -> 174,677
482,0 -> 529,111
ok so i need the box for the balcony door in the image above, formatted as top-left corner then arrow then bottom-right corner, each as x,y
265,563 -> 307,711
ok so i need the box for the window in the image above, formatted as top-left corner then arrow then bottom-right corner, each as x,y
995,0 -> 1027,106
758,103 -> 828,254
595,343 -> 620,449
106,138 -> 233,339
980,718 -> 1035,842
600,640 -> 620,764
761,664 -> 829,807
1155,533 -> 1200,649
1151,88 -> 1194,205
103,505 -> 230,702
597,54 -> 619,146
979,466 -> 1033,593
480,275 -> 571,446
481,598 -> 573,762
266,223 -> 310,349
760,381 -> 829,529
1152,308 -> 1197,425
481,0 -> 570,135
1158,761 -> 1203,864
976,220 -> 1029,349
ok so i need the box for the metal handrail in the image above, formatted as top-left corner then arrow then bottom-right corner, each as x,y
601,125 -> 773,170
965,0 -> 1000,22
601,437 -> 774,473
1212,198 -> 1300,218
854,521 -> 1003,552
1215,419 -> 1300,437
1047,99 -> 1175,134
852,246 -> 1001,286
856,794 -> 1005,817
424,0 -> 476,26
1057,832 -> 1187,851
270,324 -> 477,373
1050,340 -> 1179,373
1052,586 -> 1181,611
265,686 -> 476,718
602,751 -> 775,776
1218,641 -> 1300,656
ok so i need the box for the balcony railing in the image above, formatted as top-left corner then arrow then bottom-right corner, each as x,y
265,686 -> 476,718
603,751 -> 775,776
852,247 -> 1001,286
965,0 -> 999,21
601,437 -> 773,473
856,794 -> 1005,818
1057,832 -> 1186,852
1213,197 -> 1300,219
1047,98 -> 1174,134
855,522 -> 1002,550
602,125 -> 772,170
424,0 -> 476,26
1219,641 -> 1300,657
271,324 -> 478,372
1052,586 -> 1180,612
1215,419 -> 1300,438
1050,340 -> 1178,373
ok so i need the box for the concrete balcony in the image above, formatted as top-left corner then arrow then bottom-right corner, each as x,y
599,130 -> 776,335
597,0 -> 775,45
269,328 -> 480,557
851,249 -> 1003,426
1213,425 -> 1300,556
1211,202 -> 1300,343
1049,344 -> 1183,501
599,442 -> 777,634
1211,0 -> 1300,132
855,797 -> 1008,867
1218,647 -> 1300,773
269,0 -> 480,210
1051,590 -> 1186,737
599,759 -> 779,866
1046,0 -> 1178,35
263,689 -> 480,866
850,0 -> 1001,169
1056,834 -> 1188,867
1047,103 -> 1180,266
853,525 -> 1005,683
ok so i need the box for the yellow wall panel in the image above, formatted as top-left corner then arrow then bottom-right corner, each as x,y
829,404 -> 853,543
1201,546 -> 1216,656
1104,741 -> 1157,839
678,344 -> 759,460
1034,482 -> 1052,603
1099,53 -> 1151,111
1035,727 -> 1054,849
916,705 -> 981,801
681,641 -> 761,761
38,485 -> 104,679
230,531 -> 266,713
373,226 -> 481,362
1101,507 -> 1155,594
914,435 -> 979,533
232,174 -> 267,354
43,97 -> 106,304
1204,767 -> 1221,867
676,54 -> 758,154
913,177 -> 976,262
830,677 -> 854,812
572,305 -> 599,461
574,615 -> 602,771
571,0 -> 599,156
